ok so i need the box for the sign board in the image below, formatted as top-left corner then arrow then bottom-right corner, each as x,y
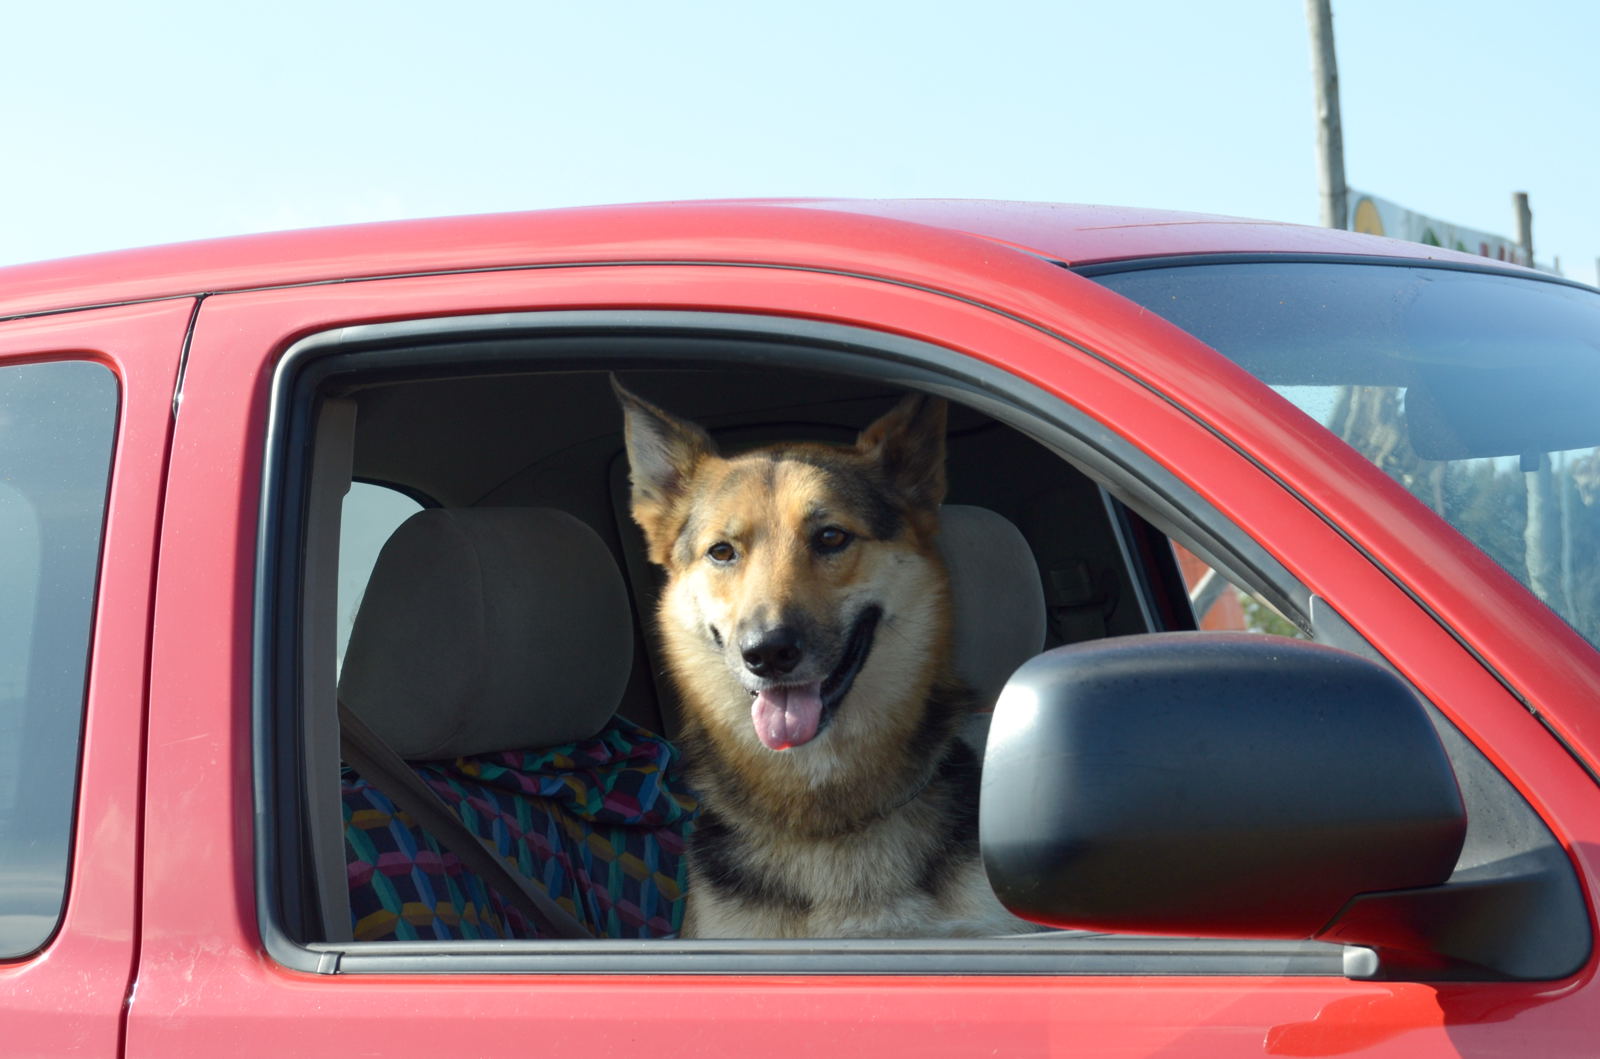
1348,190 -> 1531,267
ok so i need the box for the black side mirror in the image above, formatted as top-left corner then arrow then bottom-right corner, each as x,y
980,633 -> 1466,940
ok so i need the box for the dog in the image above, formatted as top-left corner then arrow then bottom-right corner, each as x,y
615,380 -> 1023,938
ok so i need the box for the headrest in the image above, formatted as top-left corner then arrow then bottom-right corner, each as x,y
938,505 -> 1046,708
338,507 -> 632,760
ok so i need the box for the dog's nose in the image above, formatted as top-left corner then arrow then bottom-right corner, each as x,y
740,626 -> 803,677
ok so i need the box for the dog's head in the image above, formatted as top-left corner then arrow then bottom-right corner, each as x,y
615,380 -> 951,756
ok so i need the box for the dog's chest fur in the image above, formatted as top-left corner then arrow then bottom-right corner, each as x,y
681,736 -> 1018,938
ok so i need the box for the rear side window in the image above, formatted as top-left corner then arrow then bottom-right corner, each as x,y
0,361 -> 117,958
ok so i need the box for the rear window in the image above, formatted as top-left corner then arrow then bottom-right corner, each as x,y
0,360 -> 118,958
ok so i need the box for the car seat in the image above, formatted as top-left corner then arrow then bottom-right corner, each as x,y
338,506 -> 697,941
939,504 -> 1047,717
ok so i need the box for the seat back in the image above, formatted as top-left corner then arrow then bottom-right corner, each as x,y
938,505 -> 1048,748
338,507 -> 696,941
939,504 -> 1047,709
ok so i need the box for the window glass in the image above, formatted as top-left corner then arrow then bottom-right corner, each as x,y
337,483 -> 421,669
0,360 -> 118,958
1170,540 -> 1303,636
0,484 -> 41,832
1092,263 -> 1600,649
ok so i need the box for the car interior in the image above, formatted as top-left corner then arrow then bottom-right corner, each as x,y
256,313 -> 1589,980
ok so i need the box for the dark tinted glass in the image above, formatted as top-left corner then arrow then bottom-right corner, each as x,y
0,360 -> 118,958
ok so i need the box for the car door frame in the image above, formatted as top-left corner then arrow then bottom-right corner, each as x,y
132,257 -> 1600,1057
0,299 -> 191,1057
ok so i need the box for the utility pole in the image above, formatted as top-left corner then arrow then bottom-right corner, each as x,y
1307,0 -> 1348,229
1513,191 -> 1534,268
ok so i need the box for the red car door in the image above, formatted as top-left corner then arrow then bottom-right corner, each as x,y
128,216 -> 1599,1056
0,301 -> 190,1057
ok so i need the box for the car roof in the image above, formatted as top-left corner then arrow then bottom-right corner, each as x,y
778,198 -> 1503,264
0,199 -> 1509,319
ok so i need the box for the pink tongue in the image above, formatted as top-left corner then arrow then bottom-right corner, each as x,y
751,682 -> 825,750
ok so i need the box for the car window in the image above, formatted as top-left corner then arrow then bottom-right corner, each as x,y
1171,540 -> 1303,636
0,360 -> 118,958
1090,262 -> 1600,650
319,370 -> 1014,947
277,329 -> 1349,958
259,313 -> 1580,982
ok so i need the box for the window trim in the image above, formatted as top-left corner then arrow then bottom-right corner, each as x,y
1072,251 -> 1599,297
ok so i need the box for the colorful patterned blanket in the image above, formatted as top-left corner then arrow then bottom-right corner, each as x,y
343,718 -> 697,941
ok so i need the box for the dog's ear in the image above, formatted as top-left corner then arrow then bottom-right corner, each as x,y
856,392 -> 948,514
613,377 -> 717,563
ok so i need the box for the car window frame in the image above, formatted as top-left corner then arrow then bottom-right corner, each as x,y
256,308 -> 1568,978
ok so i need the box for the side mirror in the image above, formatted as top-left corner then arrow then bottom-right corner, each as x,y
980,633 -> 1466,940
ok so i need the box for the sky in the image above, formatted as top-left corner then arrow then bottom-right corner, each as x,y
4,0 -> 1596,285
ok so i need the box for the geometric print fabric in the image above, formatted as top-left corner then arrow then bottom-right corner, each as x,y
344,717 -> 698,941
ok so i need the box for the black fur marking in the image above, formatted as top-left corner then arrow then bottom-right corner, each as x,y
819,605 -> 881,711
801,459 -> 903,541
855,475 -> 905,541
905,680 -> 978,767
914,739 -> 983,898
818,464 -> 902,541
711,452 -> 905,543
745,451 -> 904,542
690,807 -> 813,913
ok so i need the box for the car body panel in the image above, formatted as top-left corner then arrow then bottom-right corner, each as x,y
0,200 -> 1504,322
124,252 -> 1599,1054
1,201 -> 1594,1055
0,300 -> 191,1057
777,198 -> 1511,268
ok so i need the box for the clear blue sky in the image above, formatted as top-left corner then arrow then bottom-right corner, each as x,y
6,0 -> 1596,284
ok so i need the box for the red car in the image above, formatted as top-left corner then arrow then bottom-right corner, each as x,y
3,200 -> 1599,1056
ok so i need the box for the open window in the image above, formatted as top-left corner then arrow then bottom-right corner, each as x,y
255,310 -> 1586,980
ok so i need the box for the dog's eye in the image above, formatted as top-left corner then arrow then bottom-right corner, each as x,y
814,526 -> 853,553
706,542 -> 738,564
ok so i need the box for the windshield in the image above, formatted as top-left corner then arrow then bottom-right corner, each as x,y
1089,260 -> 1600,649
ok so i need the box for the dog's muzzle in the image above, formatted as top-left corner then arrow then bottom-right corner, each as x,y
746,606 -> 882,751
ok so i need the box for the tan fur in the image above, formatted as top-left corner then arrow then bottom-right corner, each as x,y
659,455 -> 948,801
615,381 -> 1023,938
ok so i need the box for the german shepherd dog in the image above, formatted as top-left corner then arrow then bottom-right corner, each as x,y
615,381 -> 1021,938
